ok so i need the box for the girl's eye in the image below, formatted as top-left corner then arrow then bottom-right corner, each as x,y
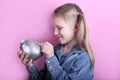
58,27 -> 62,30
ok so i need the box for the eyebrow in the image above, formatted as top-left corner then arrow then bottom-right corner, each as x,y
55,25 -> 63,28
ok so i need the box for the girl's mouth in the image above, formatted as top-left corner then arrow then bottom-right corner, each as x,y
57,36 -> 63,40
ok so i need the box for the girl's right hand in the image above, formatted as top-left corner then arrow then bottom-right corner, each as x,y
18,51 -> 33,68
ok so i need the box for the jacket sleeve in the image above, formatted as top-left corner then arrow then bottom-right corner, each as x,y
27,63 -> 45,80
45,52 -> 94,80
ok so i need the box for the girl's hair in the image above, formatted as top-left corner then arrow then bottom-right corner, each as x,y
52,3 -> 95,67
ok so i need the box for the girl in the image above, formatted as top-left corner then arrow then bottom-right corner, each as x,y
18,3 -> 95,80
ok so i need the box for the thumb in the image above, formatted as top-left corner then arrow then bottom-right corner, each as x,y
39,43 -> 42,46
38,43 -> 43,48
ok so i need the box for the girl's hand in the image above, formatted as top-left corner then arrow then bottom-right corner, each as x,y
18,51 -> 33,67
40,42 -> 54,59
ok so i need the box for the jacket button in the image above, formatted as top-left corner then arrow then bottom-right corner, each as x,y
47,61 -> 50,63
49,66 -> 52,69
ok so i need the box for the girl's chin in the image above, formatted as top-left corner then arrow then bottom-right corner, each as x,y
58,38 -> 68,44
59,40 -> 67,44
59,40 -> 64,44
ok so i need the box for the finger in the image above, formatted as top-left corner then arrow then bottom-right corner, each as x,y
46,41 -> 49,44
17,51 -> 20,57
19,51 -> 23,54
39,43 -> 42,46
17,51 -> 22,57
26,58 -> 33,67
45,42 -> 52,46
20,52 -> 25,60
39,43 -> 42,49
23,54 -> 29,64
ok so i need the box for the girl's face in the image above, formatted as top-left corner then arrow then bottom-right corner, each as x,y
52,16 -> 76,44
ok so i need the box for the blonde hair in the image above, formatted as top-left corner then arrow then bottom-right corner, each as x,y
52,3 -> 95,67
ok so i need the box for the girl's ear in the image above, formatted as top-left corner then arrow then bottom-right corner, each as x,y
74,23 -> 79,32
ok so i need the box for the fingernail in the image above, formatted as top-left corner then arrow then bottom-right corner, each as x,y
20,51 -> 23,54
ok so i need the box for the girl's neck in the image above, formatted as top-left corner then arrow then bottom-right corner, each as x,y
64,39 -> 76,49
62,39 -> 76,55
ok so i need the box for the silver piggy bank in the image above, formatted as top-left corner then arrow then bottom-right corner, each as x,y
20,39 -> 42,61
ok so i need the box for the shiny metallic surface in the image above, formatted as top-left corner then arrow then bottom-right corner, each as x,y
20,39 -> 41,61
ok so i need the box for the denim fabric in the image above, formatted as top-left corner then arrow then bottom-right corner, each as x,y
27,44 -> 94,80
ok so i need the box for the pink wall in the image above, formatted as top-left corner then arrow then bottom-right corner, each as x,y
0,0 -> 120,80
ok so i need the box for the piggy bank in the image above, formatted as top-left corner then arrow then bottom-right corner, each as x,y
20,39 -> 42,61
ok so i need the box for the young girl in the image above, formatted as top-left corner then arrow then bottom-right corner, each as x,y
18,3 -> 95,80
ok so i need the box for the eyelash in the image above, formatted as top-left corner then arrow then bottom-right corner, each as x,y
58,27 -> 62,30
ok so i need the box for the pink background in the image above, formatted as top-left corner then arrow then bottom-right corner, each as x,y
0,0 -> 120,80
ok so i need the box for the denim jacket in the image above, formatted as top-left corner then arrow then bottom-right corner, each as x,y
27,44 -> 94,80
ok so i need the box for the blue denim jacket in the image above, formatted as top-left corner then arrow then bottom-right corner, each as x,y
27,44 -> 94,80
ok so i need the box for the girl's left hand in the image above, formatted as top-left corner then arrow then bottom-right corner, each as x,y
40,42 -> 54,59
